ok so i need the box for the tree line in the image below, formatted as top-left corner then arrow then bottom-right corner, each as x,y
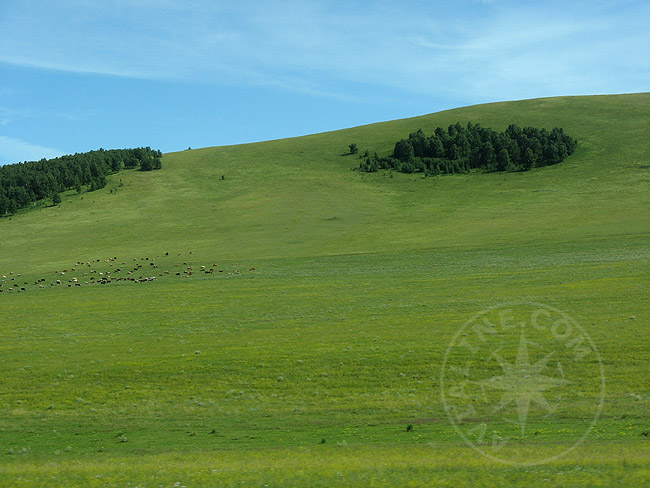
0,147 -> 162,216
358,122 -> 577,175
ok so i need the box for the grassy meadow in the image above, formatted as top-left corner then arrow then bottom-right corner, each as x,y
0,93 -> 649,486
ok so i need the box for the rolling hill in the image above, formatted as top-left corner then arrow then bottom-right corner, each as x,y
1,93 -> 649,486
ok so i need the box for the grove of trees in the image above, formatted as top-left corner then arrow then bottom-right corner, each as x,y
358,122 -> 577,175
0,147 -> 162,216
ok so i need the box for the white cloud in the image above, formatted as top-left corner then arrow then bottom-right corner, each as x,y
0,136 -> 62,165
0,0 -> 647,102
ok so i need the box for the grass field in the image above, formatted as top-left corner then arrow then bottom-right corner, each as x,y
1,93 -> 649,486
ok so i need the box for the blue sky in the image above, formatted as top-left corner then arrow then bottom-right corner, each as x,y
0,0 -> 648,165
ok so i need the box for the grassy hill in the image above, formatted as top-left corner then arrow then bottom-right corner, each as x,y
1,93 -> 649,486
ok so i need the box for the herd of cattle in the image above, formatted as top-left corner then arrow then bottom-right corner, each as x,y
0,253 -> 256,294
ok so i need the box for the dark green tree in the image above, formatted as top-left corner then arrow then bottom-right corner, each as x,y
7,198 -> 18,214
481,142 -> 497,170
393,140 -> 415,162
522,148 -> 535,171
496,148 -> 511,172
140,157 -> 153,171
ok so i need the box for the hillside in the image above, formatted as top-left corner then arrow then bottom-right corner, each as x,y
0,94 -> 648,270
1,93 -> 649,486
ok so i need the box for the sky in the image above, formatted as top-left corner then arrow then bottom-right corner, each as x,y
0,0 -> 648,165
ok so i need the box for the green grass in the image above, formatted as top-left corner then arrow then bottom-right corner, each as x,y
0,93 -> 649,486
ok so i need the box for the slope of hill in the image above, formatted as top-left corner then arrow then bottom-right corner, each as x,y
0,93 -> 648,270
0,93 -> 649,486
